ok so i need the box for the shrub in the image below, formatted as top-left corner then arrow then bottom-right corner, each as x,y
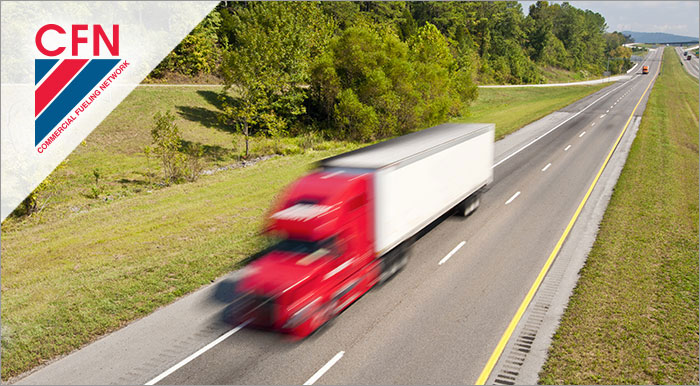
144,111 -> 203,184
334,89 -> 380,141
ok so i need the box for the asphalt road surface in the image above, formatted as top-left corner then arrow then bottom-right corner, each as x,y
675,46 -> 699,78
15,49 -> 662,386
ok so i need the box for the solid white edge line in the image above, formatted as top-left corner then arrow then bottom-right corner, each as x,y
304,351 -> 345,385
492,81 -> 628,169
541,163 -> 551,172
144,321 -> 249,385
564,145 -> 571,151
505,191 -> 521,205
439,241 -> 466,265
579,131 -> 586,137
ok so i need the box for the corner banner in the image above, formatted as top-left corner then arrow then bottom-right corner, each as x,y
0,1 -> 219,221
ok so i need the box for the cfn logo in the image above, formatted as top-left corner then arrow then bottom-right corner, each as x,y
36,24 -> 119,56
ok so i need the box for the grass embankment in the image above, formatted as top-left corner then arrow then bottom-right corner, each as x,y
460,83 -> 607,140
539,48 -> 698,384
538,66 -> 606,84
0,86 -> 348,233
1,82 -> 608,380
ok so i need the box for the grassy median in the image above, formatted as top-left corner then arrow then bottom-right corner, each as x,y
1,82 -> 609,380
539,48 -> 699,384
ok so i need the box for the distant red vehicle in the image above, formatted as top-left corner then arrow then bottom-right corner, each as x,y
229,123 -> 494,337
642,65 -> 649,74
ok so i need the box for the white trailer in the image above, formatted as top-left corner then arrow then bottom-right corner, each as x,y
320,123 -> 494,256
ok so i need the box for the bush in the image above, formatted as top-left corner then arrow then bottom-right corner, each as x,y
334,88 -> 380,141
181,142 -> 205,182
144,111 -> 203,184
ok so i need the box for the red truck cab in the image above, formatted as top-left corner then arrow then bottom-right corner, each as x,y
232,170 -> 380,337
642,65 -> 649,74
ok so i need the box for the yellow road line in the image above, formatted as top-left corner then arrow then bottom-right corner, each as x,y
474,56 -> 659,385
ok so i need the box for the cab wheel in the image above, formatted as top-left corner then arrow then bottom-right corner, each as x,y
379,247 -> 410,284
304,300 -> 336,338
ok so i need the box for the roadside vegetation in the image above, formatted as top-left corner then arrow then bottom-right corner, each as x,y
539,48 -> 698,384
148,2 -> 633,146
631,44 -> 649,57
153,2 -> 634,87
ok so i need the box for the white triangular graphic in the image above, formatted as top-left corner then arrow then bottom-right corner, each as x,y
1,1 -> 219,220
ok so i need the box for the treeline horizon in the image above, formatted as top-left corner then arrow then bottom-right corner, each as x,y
149,1 -> 633,146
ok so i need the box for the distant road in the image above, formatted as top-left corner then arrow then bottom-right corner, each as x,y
140,63 -> 646,90
140,76 -> 635,89
479,74 -> 632,88
481,55 -> 648,88
674,46 -> 699,79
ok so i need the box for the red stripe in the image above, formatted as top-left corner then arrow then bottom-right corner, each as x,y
35,59 -> 88,117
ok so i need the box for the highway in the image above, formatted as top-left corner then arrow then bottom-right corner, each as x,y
15,49 -> 662,386
675,46 -> 699,78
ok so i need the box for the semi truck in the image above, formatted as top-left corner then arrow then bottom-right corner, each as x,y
642,65 -> 649,74
228,123 -> 494,337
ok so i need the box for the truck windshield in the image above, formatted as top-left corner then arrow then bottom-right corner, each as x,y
273,237 -> 340,258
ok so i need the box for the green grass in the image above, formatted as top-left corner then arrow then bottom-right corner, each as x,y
0,80 -> 610,380
538,66 -> 597,83
458,83 -> 607,140
539,47 -> 698,384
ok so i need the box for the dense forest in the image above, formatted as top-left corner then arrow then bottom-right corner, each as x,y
149,1 -> 632,146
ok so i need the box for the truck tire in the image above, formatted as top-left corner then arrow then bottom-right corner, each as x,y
457,193 -> 480,217
379,247 -> 410,284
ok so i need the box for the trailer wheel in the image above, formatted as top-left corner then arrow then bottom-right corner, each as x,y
457,194 -> 480,217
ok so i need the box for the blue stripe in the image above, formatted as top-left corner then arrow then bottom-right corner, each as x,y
35,59 -> 120,146
35,59 -> 59,85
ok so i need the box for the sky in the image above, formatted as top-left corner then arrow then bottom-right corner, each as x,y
520,1 -> 700,38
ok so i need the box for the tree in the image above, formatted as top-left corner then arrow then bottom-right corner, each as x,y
410,22 -> 458,122
309,22 -> 477,140
217,3 -> 334,157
